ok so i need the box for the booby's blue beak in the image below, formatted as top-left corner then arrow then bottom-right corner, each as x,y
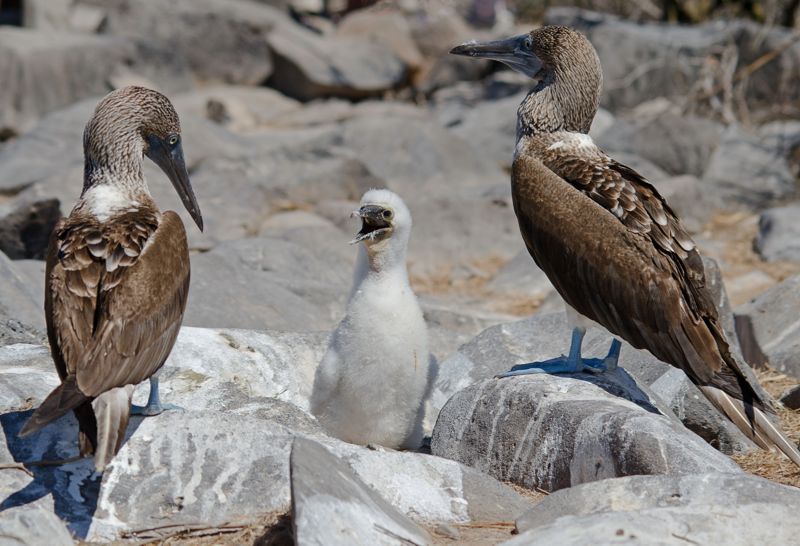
146,134 -> 204,232
450,34 -> 543,79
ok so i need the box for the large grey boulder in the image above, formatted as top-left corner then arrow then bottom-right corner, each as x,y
596,113 -> 723,177
266,19 -> 407,101
506,473 -> 800,545
431,307 -> 756,456
0,27 -> 129,134
702,125 -> 797,209
431,372 -> 740,493
291,438 -> 431,546
103,0 -> 277,85
735,275 -> 800,377
756,204 -> 800,262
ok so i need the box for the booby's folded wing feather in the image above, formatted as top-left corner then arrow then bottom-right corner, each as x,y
533,134 -> 696,257
511,150 -> 762,406
49,210 -> 189,396
21,210 -> 189,437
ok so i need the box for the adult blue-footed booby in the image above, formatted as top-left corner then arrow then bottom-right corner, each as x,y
19,86 -> 203,471
451,27 -> 800,465
310,189 -> 433,450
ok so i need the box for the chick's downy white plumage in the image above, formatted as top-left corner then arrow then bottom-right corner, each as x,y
310,189 -> 433,450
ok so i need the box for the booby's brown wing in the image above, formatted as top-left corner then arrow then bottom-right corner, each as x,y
511,147 -> 759,405
59,210 -> 189,395
23,210 -> 188,436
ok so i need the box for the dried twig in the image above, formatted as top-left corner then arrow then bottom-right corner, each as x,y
122,522 -> 247,541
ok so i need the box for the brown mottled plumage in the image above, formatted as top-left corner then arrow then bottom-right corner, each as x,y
452,27 -> 800,465
20,87 -> 202,471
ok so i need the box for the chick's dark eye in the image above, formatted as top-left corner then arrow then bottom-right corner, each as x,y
523,37 -> 533,50
382,210 -> 393,219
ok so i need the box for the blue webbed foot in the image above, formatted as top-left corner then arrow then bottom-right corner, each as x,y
495,329 -> 622,379
130,376 -> 181,417
130,402 -> 182,417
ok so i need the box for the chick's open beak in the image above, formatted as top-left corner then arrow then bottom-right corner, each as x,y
350,204 -> 391,244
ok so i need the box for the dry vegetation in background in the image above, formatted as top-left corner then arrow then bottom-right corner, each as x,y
733,368 -> 800,488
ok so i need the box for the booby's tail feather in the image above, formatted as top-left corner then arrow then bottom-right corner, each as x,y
92,386 -> 134,471
700,385 -> 800,466
19,377 -> 88,437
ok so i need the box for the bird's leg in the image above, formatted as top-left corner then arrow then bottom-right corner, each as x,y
496,328 -> 621,378
131,376 -> 181,416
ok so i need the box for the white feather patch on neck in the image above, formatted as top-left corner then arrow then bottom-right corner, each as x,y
84,185 -> 140,222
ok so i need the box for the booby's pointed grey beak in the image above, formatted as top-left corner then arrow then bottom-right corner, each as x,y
350,204 -> 392,244
450,34 -> 543,78
146,135 -> 204,232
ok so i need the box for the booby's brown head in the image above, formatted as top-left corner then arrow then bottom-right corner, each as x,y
451,26 -> 602,134
84,86 -> 203,231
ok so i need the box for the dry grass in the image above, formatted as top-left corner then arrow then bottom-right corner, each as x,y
89,513 -> 293,546
732,369 -> 800,488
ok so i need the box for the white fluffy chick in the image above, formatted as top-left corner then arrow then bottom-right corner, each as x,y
310,189 -> 433,450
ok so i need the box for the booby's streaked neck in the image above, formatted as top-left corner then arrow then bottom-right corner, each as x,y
516,81 -> 594,140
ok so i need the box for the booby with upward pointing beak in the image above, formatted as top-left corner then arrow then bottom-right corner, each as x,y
311,189 -> 432,450
19,86 -> 203,471
451,27 -> 800,465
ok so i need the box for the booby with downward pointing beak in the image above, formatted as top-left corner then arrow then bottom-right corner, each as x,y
19,86 -> 203,471
311,189 -> 433,450
451,27 -> 800,465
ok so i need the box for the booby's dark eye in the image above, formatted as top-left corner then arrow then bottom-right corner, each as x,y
382,209 -> 393,219
168,134 -> 180,147
523,37 -> 533,50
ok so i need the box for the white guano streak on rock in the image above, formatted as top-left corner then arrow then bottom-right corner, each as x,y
508,411 -> 540,478
484,387 -> 509,466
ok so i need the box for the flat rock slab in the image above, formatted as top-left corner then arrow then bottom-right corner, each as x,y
506,472 -> 800,545
431,374 -> 740,493
291,438 -> 430,546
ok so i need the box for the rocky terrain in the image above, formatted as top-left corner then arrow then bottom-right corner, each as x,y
1,0 -> 800,544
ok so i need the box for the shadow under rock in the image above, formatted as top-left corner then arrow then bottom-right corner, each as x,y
0,408 -> 144,538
